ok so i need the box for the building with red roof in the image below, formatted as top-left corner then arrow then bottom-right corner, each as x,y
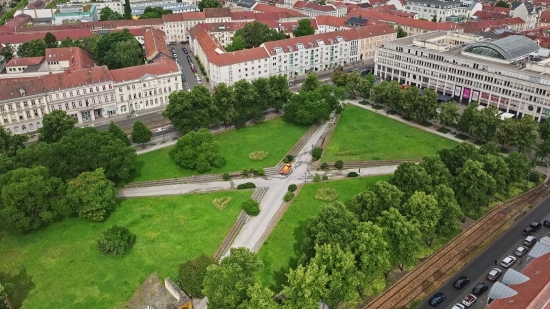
292,1 -> 347,18
143,27 -> 169,62
0,29 -> 93,54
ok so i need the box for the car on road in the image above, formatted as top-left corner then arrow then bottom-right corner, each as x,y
453,276 -> 470,289
524,235 -> 537,247
451,304 -> 465,309
472,283 -> 488,295
544,217 -> 550,227
180,40 -> 188,44
500,255 -> 517,268
171,48 -> 176,53
486,268 -> 502,281
523,221 -> 542,235
183,48 -> 188,54
462,294 -> 477,307
429,292 -> 446,307
514,245 -> 528,257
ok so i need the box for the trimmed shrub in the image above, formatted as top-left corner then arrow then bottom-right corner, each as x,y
212,196 -> 232,211
283,192 -> 295,202
222,173 -> 230,181
314,188 -> 338,202
335,160 -> 344,169
313,173 -> 321,182
529,172 -> 541,183
243,169 -> 250,177
322,174 -> 329,180
286,155 -> 294,162
241,198 -> 260,216
311,147 -> 323,161
288,184 -> 298,192
347,172 -> 359,178
237,182 -> 256,189
97,225 -> 136,256
321,162 -> 329,170
257,168 -> 265,176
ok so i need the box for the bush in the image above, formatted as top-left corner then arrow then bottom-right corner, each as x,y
314,188 -> 338,201
321,162 -> 328,170
286,154 -> 294,162
176,254 -> 214,298
97,225 -> 136,256
243,169 -> 250,177
237,182 -> 256,189
347,172 -> 359,177
335,160 -> 344,169
241,198 -> 260,216
223,172 -> 230,181
283,157 -> 289,163
257,168 -> 265,176
322,174 -> 329,180
311,147 -> 323,161
313,173 -> 321,182
284,191 -> 295,202
288,184 -> 298,192
529,172 -> 541,183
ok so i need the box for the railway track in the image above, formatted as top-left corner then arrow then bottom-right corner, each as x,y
364,184 -> 548,309
213,187 -> 269,260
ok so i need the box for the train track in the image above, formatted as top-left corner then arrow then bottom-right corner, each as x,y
212,187 -> 269,260
364,184 -> 548,309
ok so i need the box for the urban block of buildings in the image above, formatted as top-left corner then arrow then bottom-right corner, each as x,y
375,31 -> 550,121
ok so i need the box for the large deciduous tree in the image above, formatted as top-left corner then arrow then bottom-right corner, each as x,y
108,121 -> 131,146
198,0 -> 222,11
400,191 -> 440,247
401,85 -> 421,119
164,86 -> 217,134
251,78 -> 271,122
419,155 -> 452,188
44,32 -> 57,48
64,168 -> 117,221
202,248 -> 263,309
0,166 -> 65,233
227,22 -> 286,50
357,73 -> 376,102
539,119 -> 550,140
456,101 -> 479,135
17,39 -> 47,57
293,19 -> 315,37
390,162 -> 432,201
0,44 -> 14,65
131,121 -> 152,146
140,6 -> 172,19
268,75 -> 292,111
453,159 -> 496,212
282,262 -> 328,309
284,85 -> 344,125
480,153 -> 509,193
505,151 -> 530,184
437,142 -> 479,176
377,207 -> 421,271
512,115 -> 538,153
233,79 -> 261,127
95,30 -> 143,69
433,184 -> 463,239
496,117 -> 517,149
413,88 -> 439,123
241,283 -> 279,309
0,126 -> 28,158
301,73 -> 321,92
470,106 -> 500,142
350,181 -> 403,222
437,101 -> 460,129
169,128 -> 226,173
345,70 -> 362,99
38,110 -> 77,143
212,83 -> 236,127
99,7 -> 123,20
177,254 -> 215,298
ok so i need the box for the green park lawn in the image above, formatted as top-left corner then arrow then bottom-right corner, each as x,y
0,191 -> 251,309
256,175 -> 390,291
130,118 -> 309,183
323,105 -> 457,162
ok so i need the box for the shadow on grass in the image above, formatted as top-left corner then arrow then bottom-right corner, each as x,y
437,127 -> 451,134
455,134 -> 469,140
0,268 -> 35,309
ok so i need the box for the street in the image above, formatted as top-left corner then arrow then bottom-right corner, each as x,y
169,42 -> 202,91
418,192 -> 550,309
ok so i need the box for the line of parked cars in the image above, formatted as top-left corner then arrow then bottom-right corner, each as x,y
430,217 -> 550,308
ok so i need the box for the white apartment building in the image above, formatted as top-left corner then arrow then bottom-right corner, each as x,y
162,11 -> 205,43
132,2 -> 197,16
190,24 -> 396,86
293,1 -> 347,18
510,2 -> 541,31
403,0 -> 467,20
375,32 -> 550,121
66,0 -> 125,15
0,79 -> 49,134
129,0 -> 176,8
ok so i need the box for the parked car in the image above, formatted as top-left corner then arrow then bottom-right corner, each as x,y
429,292 -> 446,307
524,235 -> 537,247
197,78 -> 201,84
451,304 -> 465,309
500,256 -> 517,268
453,276 -> 470,289
544,217 -> 550,227
183,48 -> 188,54
515,245 -> 529,257
462,294 -> 477,307
171,48 -> 176,53
472,283 -> 488,296
524,222 -> 542,235
486,268 -> 502,281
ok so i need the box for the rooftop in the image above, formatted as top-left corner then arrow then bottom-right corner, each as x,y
143,27 -> 169,61
5,56 -> 45,67
44,47 -> 96,70
0,29 -> 92,45
347,10 -> 463,31
463,35 -> 539,61
406,0 -> 463,6
204,8 -> 231,18
110,54 -> 178,82
40,66 -> 113,91
0,77 -> 47,101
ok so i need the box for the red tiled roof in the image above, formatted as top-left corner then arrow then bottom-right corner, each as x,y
315,15 -> 347,27
230,11 -> 256,20
540,10 -> 550,23
347,10 -> 462,30
344,3 -> 359,13
5,14 -> 31,28
40,66 -> 113,91
262,28 -> 360,56
354,23 -> 395,38
14,19 -> 163,33
482,4 -> 510,14
204,8 -> 231,18
0,29 -> 92,44
110,54 -> 179,82
488,252 -> 550,309
5,56 -> 44,67
253,3 -> 307,17
253,12 -> 280,21
462,18 -> 525,33
294,1 -> 336,12
143,27 -> 169,61
163,11 -> 205,22
127,28 -> 144,36
473,11 -> 509,20
0,77 -> 47,101
44,47 -> 96,70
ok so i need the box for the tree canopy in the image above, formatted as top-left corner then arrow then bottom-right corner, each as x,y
140,6 -> 172,19
293,19 -> 315,37
131,121 -> 152,145
99,7 -> 123,20
198,0 -> 222,11
17,38 -> 47,57
169,128 -> 226,173
95,30 -> 143,69
226,22 -> 286,51
38,110 -> 78,143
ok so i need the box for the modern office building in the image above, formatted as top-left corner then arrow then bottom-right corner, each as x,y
375,31 -> 550,121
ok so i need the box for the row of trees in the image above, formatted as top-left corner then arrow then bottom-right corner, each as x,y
226,21 -> 287,52
0,111 -> 137,233
164,76 -> 293,134
99,6 -> 172,20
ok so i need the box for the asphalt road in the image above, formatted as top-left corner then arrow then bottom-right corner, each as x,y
418,191 -> 550,309
169,42 -> 202,90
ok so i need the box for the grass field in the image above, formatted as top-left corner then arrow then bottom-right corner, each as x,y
129,118 -> 309,183
0,191 -> 251,309
323,105 -> 457,162
256,175 -> 390,291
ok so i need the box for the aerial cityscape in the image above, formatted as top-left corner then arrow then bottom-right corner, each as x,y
1,0 -> 550,307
